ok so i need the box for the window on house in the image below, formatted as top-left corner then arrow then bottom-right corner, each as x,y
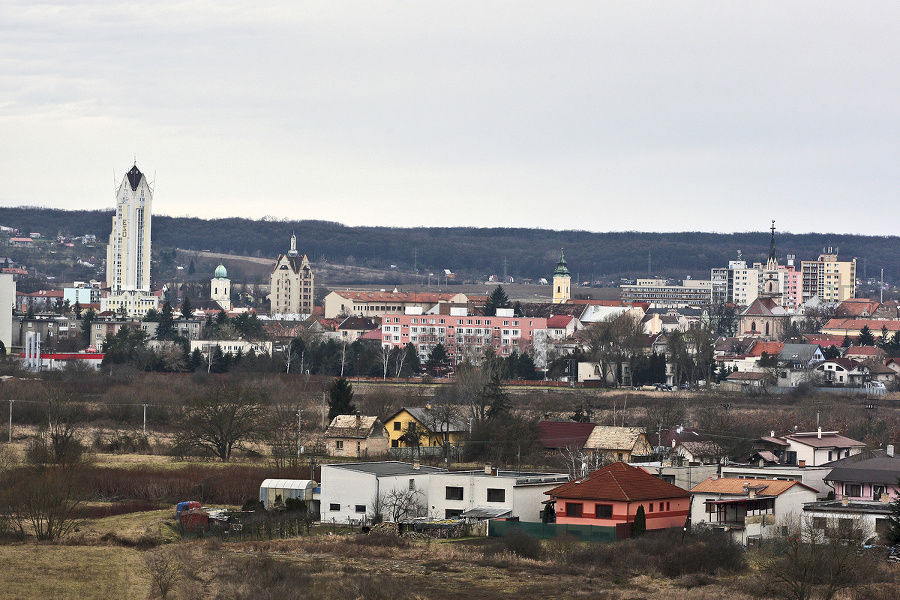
647,503 -> 653,513
409,479 -> 415,491
845,484 -> 862,497
595,504 -> 612,519
394,422 -> 402,431
566,502 -> 583,517
487,488 -> 505,502
355,505 -> 366,513
330,503 -> 340,511
812,517 -> 827,529
873,485 -> 887,500
445,487 -> 464,501
335,440 -> 344,450
445,509 -> 463,519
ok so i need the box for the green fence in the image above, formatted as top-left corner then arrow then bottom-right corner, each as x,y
488,520 -> 616,543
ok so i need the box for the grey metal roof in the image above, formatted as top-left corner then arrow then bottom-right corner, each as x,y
778,343 -> 821,364
824,454 -> 900,485
325,461 -> 446,477
461,506 -> 513,519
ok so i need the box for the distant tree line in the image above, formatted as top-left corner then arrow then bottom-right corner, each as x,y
3,207 -> 900,282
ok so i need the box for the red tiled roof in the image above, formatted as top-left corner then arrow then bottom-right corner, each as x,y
359,328 -> 383,341
823,319 -> 900,333
546,462 -> 688,502
547,315 -> 574,328
746,341 -> 783,357
537,420 -> 596,449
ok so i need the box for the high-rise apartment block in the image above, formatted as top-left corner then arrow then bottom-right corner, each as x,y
101,164 -> 158,317
801,248 -> 857,303
270,234 -> 315,316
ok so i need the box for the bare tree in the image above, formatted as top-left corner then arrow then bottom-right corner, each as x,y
144,546 -> 185,600
379,344 -> 391,379
2,466 -> 85,540
753,514 -> 876,600
174,385 -> 266,461
559,445 -> 605,479
381,487 -> 425,522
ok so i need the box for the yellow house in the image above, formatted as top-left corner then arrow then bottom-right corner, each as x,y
384,407 -> 468,449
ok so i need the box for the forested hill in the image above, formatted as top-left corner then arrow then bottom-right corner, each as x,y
1,206 -> 898,283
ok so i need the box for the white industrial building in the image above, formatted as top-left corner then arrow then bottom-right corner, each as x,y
319,461 -> 569,524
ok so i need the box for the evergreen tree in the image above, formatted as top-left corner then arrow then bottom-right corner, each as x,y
841,334 -> 852,348
188,259 -> 195,276
885,478 -> 900,545
181,296 -> 192,319
73,301 -> 82,319
857,325 -> 876,346
81,308 -> 96,347
633,504 -> 647,537
483,285 -> 510,317
485,372 -> 510,419
328,377 -> 356,421
877,325 -> 891,350
153,302 -> 175,340
426,343 -> 449,375
822,345 -> 841,360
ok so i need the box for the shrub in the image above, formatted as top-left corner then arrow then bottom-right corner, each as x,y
502,529 -> 544,560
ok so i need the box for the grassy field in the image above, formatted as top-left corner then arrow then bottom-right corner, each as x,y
1,503 -> 898,600
0,544 -> 148,600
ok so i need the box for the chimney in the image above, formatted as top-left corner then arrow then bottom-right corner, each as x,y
771,430 -> 775,437
818,427 -> 822,439
485,464 -> 492,475
798,459 -> 806,468
841,496 -> 849,506
413,461 -> 421,470
355,412 -> 361,428
888,445 -> 895,458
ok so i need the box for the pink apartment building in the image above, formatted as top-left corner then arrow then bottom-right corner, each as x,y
380,309 -> 547,364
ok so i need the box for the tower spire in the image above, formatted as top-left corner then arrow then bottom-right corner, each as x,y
767,220 -> 778,265
288,231 -> 298,257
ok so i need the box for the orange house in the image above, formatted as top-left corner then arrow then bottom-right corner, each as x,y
546,462 -> 690,534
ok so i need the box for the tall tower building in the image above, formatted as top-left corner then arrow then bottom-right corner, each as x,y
552,249 -> 571,304
211,264 -> 231,311
101,164 -> 158,316
761,220 -> 784,302
270,233 -> 315,316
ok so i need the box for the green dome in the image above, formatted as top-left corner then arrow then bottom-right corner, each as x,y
214,264 -> 227,278
553,249 -> 569,277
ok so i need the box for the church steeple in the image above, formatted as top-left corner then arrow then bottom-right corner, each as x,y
553,249 -> 570,277
767,220 -> 778,267
288,232 -> 299,257
552,248 -> 571,304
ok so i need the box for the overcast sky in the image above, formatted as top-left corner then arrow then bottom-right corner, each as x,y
1,1 -> 898,236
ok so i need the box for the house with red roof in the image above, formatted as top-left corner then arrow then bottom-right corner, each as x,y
545,462 -> 690,535
546,314 -> 579,339
689,476 -> 818,545
821,318 -> 900,338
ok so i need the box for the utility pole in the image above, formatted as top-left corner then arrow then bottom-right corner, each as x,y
142,404 -> 148,437
321,389 -> 326,430
8,399 -> 13,443
297,409 -> 303,458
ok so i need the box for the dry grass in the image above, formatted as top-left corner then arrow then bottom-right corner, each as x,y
0,544 -> 149,600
